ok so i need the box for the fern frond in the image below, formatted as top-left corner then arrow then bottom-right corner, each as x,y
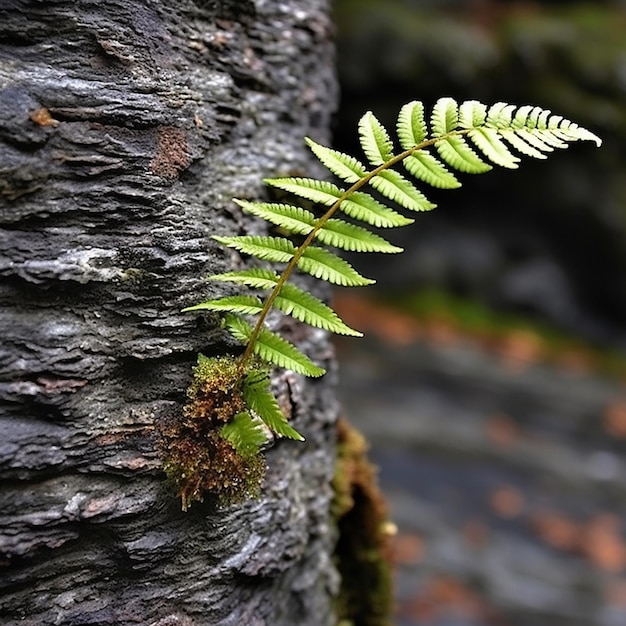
305,138 -> 367,184
274,286 -> 362,335
535,129 -> 569,149
182,294 -> 262,315
316,219 -> 402,253
206,99 -> 601,373
223,313 -> 326,377
179,95 -> 602,506
435,135 -> 492,174
214,235 -> 296,264
234,199 -> 401,253
359,111 -> 395,166
209,267 -> 281,289
370,170 -> 436,211
486,102 -> 516,128
265,177 -> 344,207
467,128 -> 521,169
431,97 -> 459,135
510,127 -> 556,154
243,375 -> 304,440
220,411 -> 268,457
459,100 -> 487,128
397,100 -> 427,149
214,235 -> 373,286
211,270 -> 361,336
402,152 -> 461,189
299,246 -> 375,286
234,200 -> 315,237
340,192 -> 414,228
498,130 -> 548,159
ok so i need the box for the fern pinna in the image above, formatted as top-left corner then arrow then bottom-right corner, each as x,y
165,98 -> 600,508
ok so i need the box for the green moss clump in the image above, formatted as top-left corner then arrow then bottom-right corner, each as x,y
159,355 -> 267,510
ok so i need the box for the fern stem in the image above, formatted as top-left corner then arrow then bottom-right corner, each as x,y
237,132 -> 465,373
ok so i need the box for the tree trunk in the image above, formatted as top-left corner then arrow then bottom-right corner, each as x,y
0,1 -> 341,624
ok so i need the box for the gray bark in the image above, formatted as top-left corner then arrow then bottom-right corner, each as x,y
0,1 -> 341,624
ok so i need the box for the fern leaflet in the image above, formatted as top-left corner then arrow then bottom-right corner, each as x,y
243,376 -> 305,441
220,412 -> 268,457
223,313 -> 325,377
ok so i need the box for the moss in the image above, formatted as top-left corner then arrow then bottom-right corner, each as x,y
159,354 -> 267,510
185,355 -> 247,423
333,417 -> 394,626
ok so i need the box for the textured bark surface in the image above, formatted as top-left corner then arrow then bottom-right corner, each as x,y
0,1 -> 340,624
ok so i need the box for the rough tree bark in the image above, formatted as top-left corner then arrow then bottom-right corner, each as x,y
0,1 -> 342,624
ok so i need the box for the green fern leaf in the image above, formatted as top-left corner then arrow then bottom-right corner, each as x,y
223,313 -> 326,376
209,268 -> 281,289
486,102 -> 516,128
234,199 -> 401,253
243,375 -> 304,440
371,170 -> 436,211
265,177 -> 344,207
214,235 -> 296,264
431,97 -> 459,135
552,119 -> 600,145
340,192 -> 414,228
511,105 -> 535,129
468,128 -> 521,169
523,107 -> 585,149
275,285 -> 362,336
498,129 -> 548,159
359,111 -> 395,166
397,100 -> 427,149
316,219 -> 403,253
458,101 -> 522,169
531,106 -> 552,130
253,326 -> 326,376
221,312 -> 257,344
267,177 -> 414,229
402,151 -> 461,189
215,234 -> 373,286
182,294 -> 262,315
535,129 -> 569,149
435,135 -> 492,174
210,270 -> 362,336
305,138 -> 367,183
396,100 -> 460,188
234,200 -> 316,237
431,98 -> 493,173
459,100 -> 487,128
220,411 -> 268,457
512,127 -> 556,154
299,246 -> 375,286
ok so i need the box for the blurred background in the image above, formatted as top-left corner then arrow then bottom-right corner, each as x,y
329,1 -> 626,624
